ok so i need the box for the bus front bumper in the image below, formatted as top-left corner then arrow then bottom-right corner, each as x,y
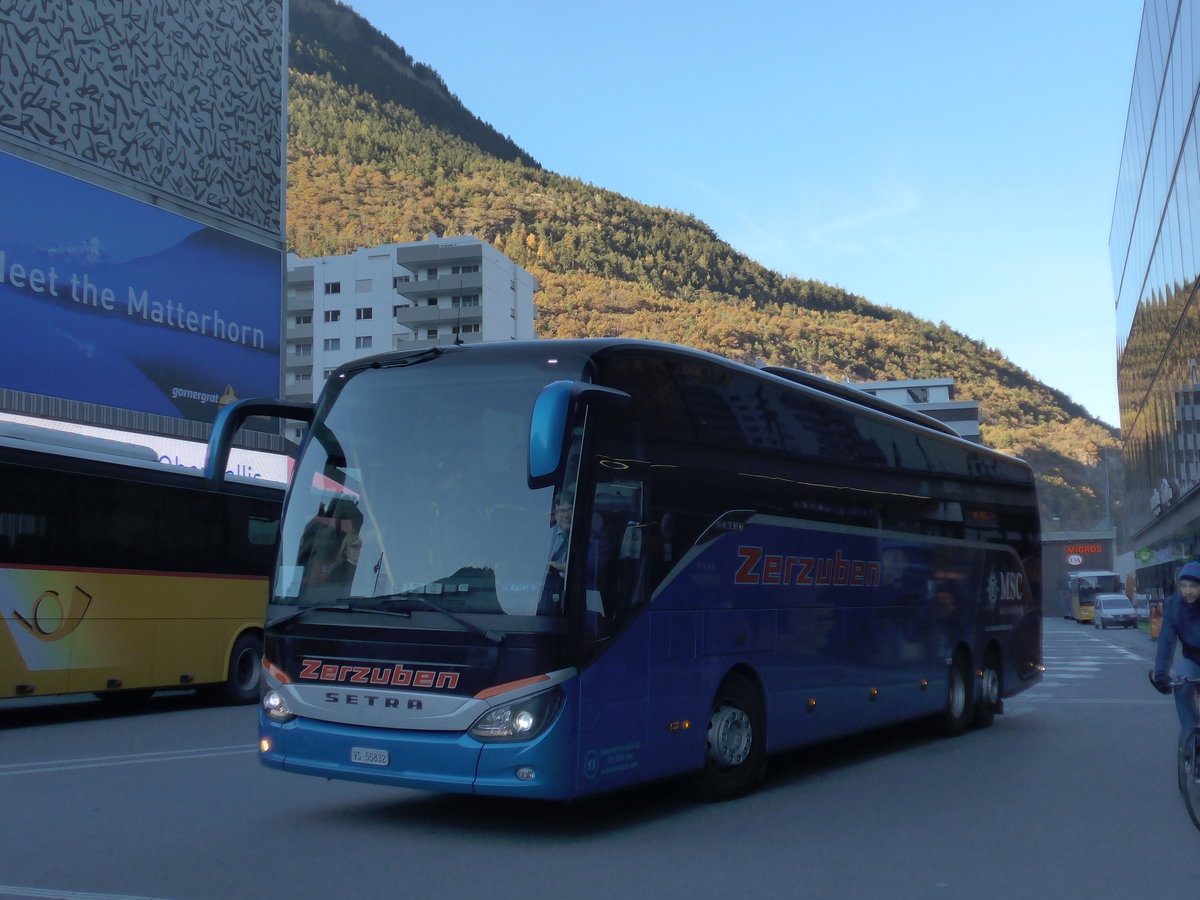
259,713 -> 574,799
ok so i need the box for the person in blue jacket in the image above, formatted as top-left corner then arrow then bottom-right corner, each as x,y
1152,560 -> 1200,742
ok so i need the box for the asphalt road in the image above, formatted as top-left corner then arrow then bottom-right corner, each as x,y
0,617 -> 1194,900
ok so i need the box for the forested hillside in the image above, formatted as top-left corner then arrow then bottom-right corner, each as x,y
286,0 -> 1120,530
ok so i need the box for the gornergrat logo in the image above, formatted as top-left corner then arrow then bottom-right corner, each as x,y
297,658 -> 460,691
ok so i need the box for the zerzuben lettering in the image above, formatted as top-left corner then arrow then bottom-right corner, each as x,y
298,657 -> 459,690
734,545 -> 882,587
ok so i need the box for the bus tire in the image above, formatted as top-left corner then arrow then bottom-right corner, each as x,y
204,631 -> 262,705
974,651 -> 1001,729
693,673 -> 766,802
938,652 -> 972,737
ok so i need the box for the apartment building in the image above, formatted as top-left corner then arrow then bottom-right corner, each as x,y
285,237 -> 538,409
852,377 -> 982,443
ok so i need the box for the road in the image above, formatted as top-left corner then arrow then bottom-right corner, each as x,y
0,617 -> 1194,900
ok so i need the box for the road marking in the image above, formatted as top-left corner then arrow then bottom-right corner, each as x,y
0,745 -> 253,776
0,886 -> 175,900
1007,697 -> 1166,704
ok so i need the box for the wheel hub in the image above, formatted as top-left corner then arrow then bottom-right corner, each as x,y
707,703 -> 753,768
949,669 -> 966,718
980,668 -> 1000,706
234,648 -> 259,691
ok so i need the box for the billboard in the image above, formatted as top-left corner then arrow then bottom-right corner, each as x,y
0,151 -> 281,422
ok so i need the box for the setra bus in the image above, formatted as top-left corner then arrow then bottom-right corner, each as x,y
1066,570 -> 1121,624
0,420 -> 288,704
240,339 -> 1042,800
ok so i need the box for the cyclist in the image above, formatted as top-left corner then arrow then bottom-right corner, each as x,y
1152,560 -> 1200,742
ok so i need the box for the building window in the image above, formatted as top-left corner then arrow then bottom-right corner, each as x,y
355,336 -> 372,350
294,342 -> 312,356
324,338 -> 340,351
293,314 -> 312,325
324,310 -> 340,323
324,282 -> 341,294
452,294 -> 479,307
294,372 -> 312,382
452,324 -> 480,335
427,328 -> 438,339
426,297 -> 438,306
356,279 -> 372,293
426,267 -> 438,279
356,307 -> 373,320
451,264 -> 479,274
393,275 -> 411,286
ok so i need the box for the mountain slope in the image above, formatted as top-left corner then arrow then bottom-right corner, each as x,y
286,0 -> 1119,531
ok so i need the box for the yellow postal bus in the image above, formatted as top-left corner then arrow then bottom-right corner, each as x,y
1066,570 -> 1120,625
0,422 -> 285,704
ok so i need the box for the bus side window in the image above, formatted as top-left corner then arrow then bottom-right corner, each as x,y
588,481 -> 646,638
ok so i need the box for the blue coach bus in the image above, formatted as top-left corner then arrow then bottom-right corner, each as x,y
225,339 -> 1041,801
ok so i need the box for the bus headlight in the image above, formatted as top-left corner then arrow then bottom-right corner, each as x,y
469,688 -> 563,742
262,689 -> 295,723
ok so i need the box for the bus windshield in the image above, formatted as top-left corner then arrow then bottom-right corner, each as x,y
273,359 -> 570,619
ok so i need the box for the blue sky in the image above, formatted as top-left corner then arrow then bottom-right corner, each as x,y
344,0 -> 1143,427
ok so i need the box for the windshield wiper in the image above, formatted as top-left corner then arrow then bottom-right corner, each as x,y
267,603 -> 417,629
344,592 -> 504,644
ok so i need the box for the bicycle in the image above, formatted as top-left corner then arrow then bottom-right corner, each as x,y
1150,670 -> 1200,829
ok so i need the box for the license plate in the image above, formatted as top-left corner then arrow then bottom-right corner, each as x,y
351,747 -> 389,766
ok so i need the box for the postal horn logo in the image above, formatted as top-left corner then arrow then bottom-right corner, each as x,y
12,586 -> 93,641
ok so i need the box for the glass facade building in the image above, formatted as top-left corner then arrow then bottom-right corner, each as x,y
1112,0 -> 1200,592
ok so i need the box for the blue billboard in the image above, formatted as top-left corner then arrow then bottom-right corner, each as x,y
0,152 -> 281,423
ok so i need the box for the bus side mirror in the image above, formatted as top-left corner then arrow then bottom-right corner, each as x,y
206,397 -> 315,487
528,381 -> 630,489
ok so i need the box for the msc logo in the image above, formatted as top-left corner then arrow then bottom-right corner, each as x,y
986,570 -> 1024,607
12,586 -> 93,641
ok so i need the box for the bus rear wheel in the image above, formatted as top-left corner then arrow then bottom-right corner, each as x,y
201,631 -> 262,705
693,673 -> 766,802
938,653 -> 973,737
974,653 -> 1001,729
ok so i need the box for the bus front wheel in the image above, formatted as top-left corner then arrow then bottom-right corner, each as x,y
202,631 -> 262,705
693,673 -> 766,802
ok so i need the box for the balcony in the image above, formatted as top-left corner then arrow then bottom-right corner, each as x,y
285,352 -> 314,373
394,271 -> 483,300
286,288 -> 314,313
394,305 -> 483,328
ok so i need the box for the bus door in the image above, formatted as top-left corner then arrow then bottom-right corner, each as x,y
3,573 -> 80,695
572,479 -> 653,797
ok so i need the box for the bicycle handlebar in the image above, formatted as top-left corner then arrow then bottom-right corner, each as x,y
1149,668 -> 1200,689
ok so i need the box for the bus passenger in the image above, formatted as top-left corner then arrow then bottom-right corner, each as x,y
538,492 -> 573,614
327,531 -> 362,586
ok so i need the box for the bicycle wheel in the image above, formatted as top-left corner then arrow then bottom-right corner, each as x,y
1180,729 -> 1200,829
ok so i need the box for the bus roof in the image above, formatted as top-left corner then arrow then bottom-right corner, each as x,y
337,338 -> 1033,477
0,421 -> 160,463
0,421 -> 285,495
760,365 -> 960,437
